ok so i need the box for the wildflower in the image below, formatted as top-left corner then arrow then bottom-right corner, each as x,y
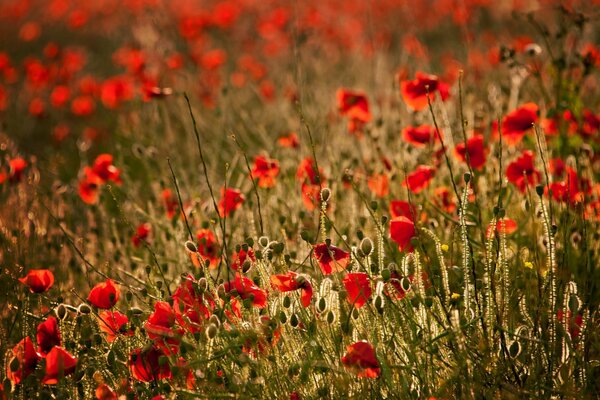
343,273 -> 372,309
270,271 -> 313,307
367,173 -> 389,198
313,243 -> 350,275
162,189 -> 179,219
341,341 -> 381,378
6,337 -> 40,384
251,155 -> 280,188
218,188 -> 245,217
278,132 -> 300,148
403,165 -> 435,194
389,200 -> 417,221
501,103 -> 538,145
97,311 -> 133,342
144,301 -> 184,355
195,229 -> 220,269
19,269 -> 54,293
0,157 -> 28,184
222,275 -> 268,308
455,134 -> 487,170
42,346 -> 78,384
400,71 -> 449,111
132,223 -> 151,247
88,279 -> 120,309
129,345 -> 171,382
401,124 -> 440,147
36,317 -> 61,355
390,216 -> 415,252
506,150 -> 540,193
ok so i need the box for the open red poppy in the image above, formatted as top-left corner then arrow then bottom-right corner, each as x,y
195,228 -> 220,269
95,383 -> 117,400
501,103 -> 538,146
486,218 -> 518,237
455,134 -> 487,170
251,155 -> 280,188
389,200 -> 417,221
144,301 -> 184,355
403,165 -> 435,194
278,132 -> 299,148
19,269 -> 54,293
78,167 -> 103,204
37,317 -> 61,356
42,346 -> 77,384
6,337 -> 40,384
367,173 -> 389,198
92,154 -> 122,184
88,279 -> 120,309
218,187 -> 245,217
132,223 -> 151,247
129,345 -> 171,382
337,88 -> 372,123
230,247 -> 256,271
270,271 -> 313,307
506,150 -> 540,193
162,189 -> 179,219
400,71 -> 449,111
341,341 -> 381,378
401,124 -> 440,147
222,275 -> 268,308
390,216 -> 415,252
172,274 -> 216,332
313,243 -> 350,275
343,273 -> 372,309
98,311 -> 133,343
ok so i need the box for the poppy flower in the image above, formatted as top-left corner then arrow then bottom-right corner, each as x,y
455,135 -> 487,170
251,155 -> 280,188
389,200 -> 417,221
434,187 -> 456,214
129,346 -> 171,382
0,157 -> 28,184
401,125 -> 440,147
501,103 -> 538,145
162,189 -> 179,219
100,76 -> 134,109
390,216 -> 415,252
88,279 -> 120,309
195,229 -> 220,269
19,269 -> 54,293
218,188 -> 245,217
548,167 -> 591,205
6,337 -> 40,384
400,71 -> 450,111
343,273 -> 372,309
230,247 -> 256,271
506,150 -> 540,193
557,310 -> 584,341
341,341 -> 380,378
42,346 -> 77,384
313,243 -> 350,275
97,311 -> 133,343
297,157 -> 322,185
278,132 -> 299,148
172,274 -> 216,331
91,154 -> 121,184
132,223 -> 151,247
71,95 -> 95,116
270,271 -> 313,307
222,275 -> 268,308
95,384 -> 117,400
581,109 -> 600,137
297,158 -> 325,211
144,301 -> 184,355
486,218 -> 518,237
301,182 -> 322,211
37,317 -> 61,355
403,165 -> 435,194
78,167 -> 103,204
337,89 -> 372,123
367,173 -> 389,198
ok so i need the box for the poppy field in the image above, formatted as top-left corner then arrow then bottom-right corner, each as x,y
2,0 -> 600,398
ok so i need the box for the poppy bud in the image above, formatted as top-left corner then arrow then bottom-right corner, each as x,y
351,308 -> 360,320
197,277 -> 207,293
317,297 -> 327,313
400,277 -> 411,292
326,311 -> 336,324
279,311 -> 287,324
206,323 -> 218,339
242,260 -> 252,273
126,291 -> 133,302
360,237 -> 373,256
381,268 -> 391,281
373,295 -> 384,312
129,307 -> 143,316
464,173 -> 471,183
300,230 -> 310,242
320,188 -> 331,203
56,304 -> 68,320
282,296 -> 292,309
535,185 -> 544,197
185,241 -> 198,253
259,236 -> 269,247
568,295 -> 581,312
78,303 -> 91,314
508,340 -> 521,358
370,201 -> 378,211
9,357 -> 19,372
290,313 -> 299,328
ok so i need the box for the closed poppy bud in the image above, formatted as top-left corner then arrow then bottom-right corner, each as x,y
56,304 -> 68,320
78,304 -> 91,315
360,238 -> 373,256
206,324 -> 218,339
320,188 -> 331,203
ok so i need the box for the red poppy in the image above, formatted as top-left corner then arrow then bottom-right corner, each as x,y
144,301 -> 184,355
92,154 -> 121,184
132,223 -> 151,247
434,187 -> 456,214
313,243 -> 350,275
172,274 -> 216,332
78,167 -> 103,204
390,216 -> 415,252
486,218 -> 518,237
37,317 -> 61,356
98,311 -> 133,343
95,384 -> 117,400
19,269 -> 54,293
0,157 -> 28,184
341,341 -> 380,378
100,76 -> 134,109
501,103 -> 538,145
581,109 -> 600,137
218,188 -> 245,217
401,125 -> 440,147
337,88 -> 372,123
129,346 -> 171,382
301,182 -> 322,211
195,229 -> 220,269
297,158 -> 325,211
42,346 -> 77,384
506,150 -> 540,193
400,71 -> 450,111
389,200 -> 417,221
88,279 -> 120,309
270,271 -> 313,307
343,273 -> 372,309
6,337 -> 40,384
557,310 -> 584,341
297,157 -> 322,185
50,85 -> 70,108
403,165 -> 435,193
278,132 -> 300,148
367,173 -> 389,198
455,134 -> 487,170
251,155 -> 280,188
548,167 -> 591,205
230,247 -> 256,271
222,275 -> 268,308
162,189 -> 179,219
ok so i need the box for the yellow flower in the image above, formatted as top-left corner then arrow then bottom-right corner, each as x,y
451,293 -> 461,300
441,244 -> 449,252
524,261 -> 533,269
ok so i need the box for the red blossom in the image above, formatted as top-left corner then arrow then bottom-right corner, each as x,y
400,71 -> 449,111
78,167 -> 103,204
98,311 -> 133,343
403,165 -> 435,194
195,229 -> 220,269
337,88 -> 372,123
341,341 -> 381,378
95,384 -> 117,400
506,150 -> 540,193
88,279 -> 120,309
313,243 -> 350,275
278,132 -> 300,148
129,346 -> 171,382
389,200 -> 417,221
501,103 -> 538,145
132,223 -> 151,247
162,189 -> 179,219
42,346 -> 77,384
222,275 -> 268,308
19,269 -> 54,293
37,317 -> 61,356
367,173 -> 389,198
251,155 -> 280,188
0,157 -> 28,184
144,301 -> 184,355
91,154 -> 121,184
402,124 -> 440,147
390,216 -> 415,252
270,271 -> 313,307
455,134 -> 487,170
218,188 -> 245,217
230,247 -> 256,271
343,273 -> 372,309
6,337 -> 40,384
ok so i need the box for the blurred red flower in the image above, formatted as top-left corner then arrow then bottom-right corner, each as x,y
341,341 -> 380,378
313,243 -> 350,275
129,346 -> 171,382
278,132 -> 300,148
144,301 -> 184,355
455,134 -> 487,170
501,103 -> 538,145
218,188 -> 245,217
88,279 -> 120,309
6,337 -> 40,384
98,311 -> 133,343
251,155 -> 280,188
19,269 -> 54,293
403,165 -> 435,193
389,200 -> 417,221
402,124 -> 440,147
506,150 -> 540,193
400,71 -> 449,111
222,275 -> 268,308
132,223 -> 151,247
367,173 -> 389,198
195,229 -> 220,269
